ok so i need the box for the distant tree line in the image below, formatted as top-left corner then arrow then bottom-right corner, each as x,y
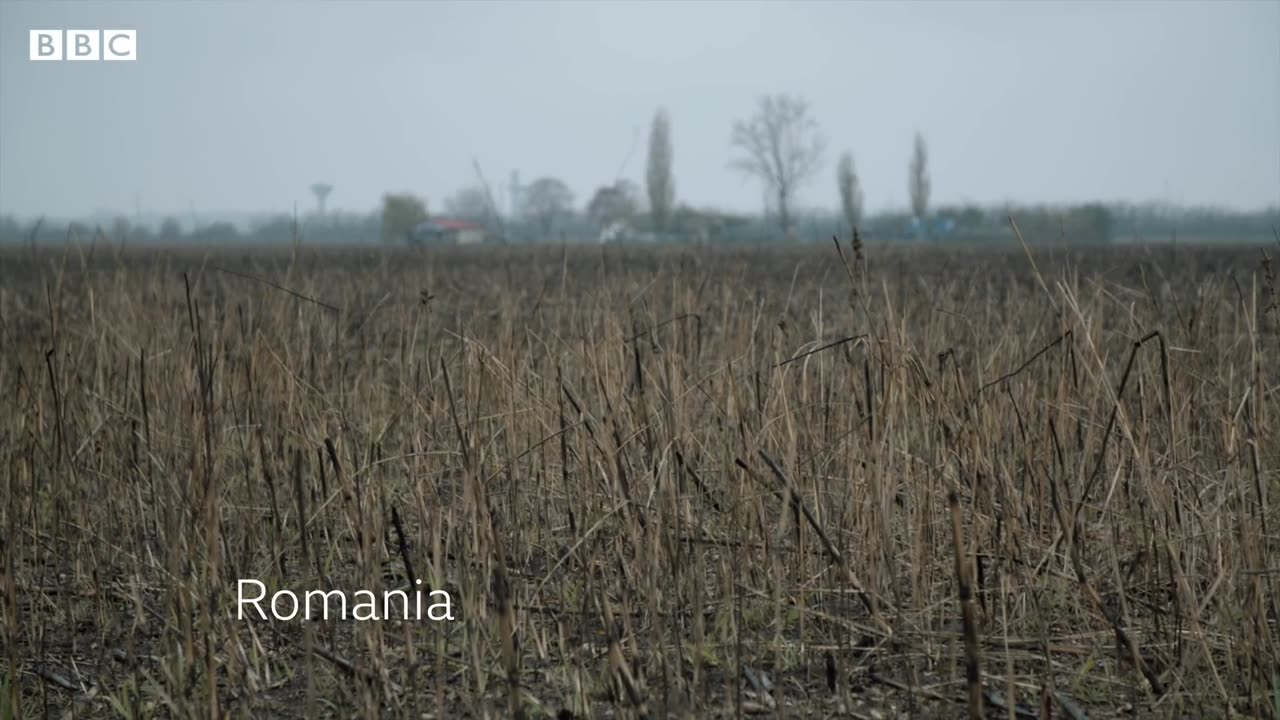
3,201 -> 1275,247
0,211 -> 386,246
2,92 -> 1276,248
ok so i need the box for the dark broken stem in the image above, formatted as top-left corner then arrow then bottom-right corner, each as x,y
1068,522 -> 1165,697
980,330 -> 1073,394
747,451 -> 887,632
774,334 -> 866,368
1050,453 -> 1164,697
212,265 -> 340,314
390,504 -> 416,588
561,382 -> 609,458
674,449 -> 724,513
44,349 -> 66,465
1073,330 -> 1166,528
291,448 -> 308,580
440,358 -> 471,470
864,356 -> 875,445
183,272 -> 215,502
322,438 -> 343,480
491,519 -> 523,720
949,491 -> 984,720
623,312 -> 702,343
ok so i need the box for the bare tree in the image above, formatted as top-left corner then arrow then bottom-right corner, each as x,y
836,152 -> 863,232
731,94 -> 825,239
521,177 -> 574,240
909,132 -> 930,223
587,180 -> 641,227
646,108 -> 675,234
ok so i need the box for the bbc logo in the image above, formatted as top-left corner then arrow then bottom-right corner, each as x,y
30,30 -> 137,61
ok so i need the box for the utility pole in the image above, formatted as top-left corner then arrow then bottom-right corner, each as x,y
472,158 -> 507,244
509,171 -> 521,218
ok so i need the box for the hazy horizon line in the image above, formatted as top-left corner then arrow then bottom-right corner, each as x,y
5,195 -> 1277,226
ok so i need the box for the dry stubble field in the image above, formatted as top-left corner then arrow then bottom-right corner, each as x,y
2,239 -> 1278,719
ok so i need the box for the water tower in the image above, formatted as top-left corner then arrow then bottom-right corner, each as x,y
310,183 -> 333,216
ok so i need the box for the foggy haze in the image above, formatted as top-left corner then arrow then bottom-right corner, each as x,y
1,0 -> 1277,221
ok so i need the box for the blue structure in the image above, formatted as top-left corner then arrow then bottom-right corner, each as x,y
905,216 -> 956,240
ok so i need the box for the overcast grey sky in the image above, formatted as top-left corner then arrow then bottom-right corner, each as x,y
1,0 -> 1277,220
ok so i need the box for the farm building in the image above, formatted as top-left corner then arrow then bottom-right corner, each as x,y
410,218 -> 486,245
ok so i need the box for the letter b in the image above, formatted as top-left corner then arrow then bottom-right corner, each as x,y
29,30 -> 62,61
67,30 -> 100,61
